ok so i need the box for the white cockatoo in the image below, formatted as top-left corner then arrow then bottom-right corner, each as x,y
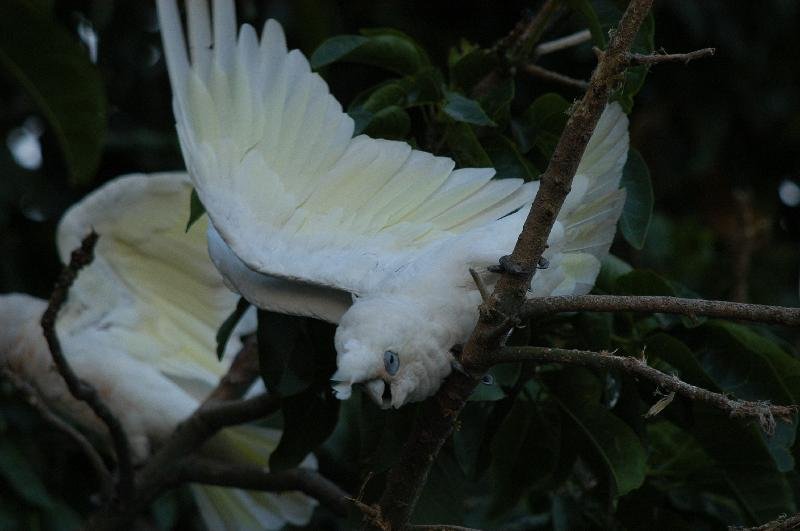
0,173 -> 317,530
156,0 -> 630,408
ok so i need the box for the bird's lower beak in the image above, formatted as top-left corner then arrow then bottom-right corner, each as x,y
365,379 -> 392,409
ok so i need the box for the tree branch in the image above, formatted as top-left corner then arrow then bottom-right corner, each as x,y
521,63 -> 589,90
522,294 -> 800,326
534,29 -> 592,57
178,457 -> 352,516
205,335 -> 259,402
0,367 -> 114,503
87,325 -> 281,530
731,512 -> 800,531
40,231 -> 134,501
495,346 -> 797,435
533,29 -> 592,59
627,47 -> 715,65
369,1 -> 656,529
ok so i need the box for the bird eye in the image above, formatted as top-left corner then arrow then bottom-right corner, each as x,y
384,350 -> 400,376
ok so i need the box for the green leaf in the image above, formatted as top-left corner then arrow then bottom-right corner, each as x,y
363,105 -> 411,139
256,311 -> 316,396
594,253 -> 633,293
489,399 -> 561,515
215,297 -> 250,361
443,91 -> 496,127
647,420 -> 713,481
453,401 -> 493,478
311,30 -> 427,75
0,0 -> 106,185
511,93 -> 570,159
309,35 -> 370,68
443,121 -> 492,168
551,368 -> 646,496
619,149 -> 653,249
467,378 -> 505,402
185,189 -> 206,232
411,451 -> 468,525
0,438 -> 53,508
647,332 -> 798,521
564,0 -> 606,47
269,389 -> 339,471
482,134 -> 537,181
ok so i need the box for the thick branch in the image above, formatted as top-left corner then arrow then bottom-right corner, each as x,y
40,231 -> 134,501
496,346 -> 797,435
521,63 -> 589,90
522,295 -> 800,326
178,457 -> 352,516
1,367 -> 114,503
628,47 -> 715,65
370,2 -> 655,528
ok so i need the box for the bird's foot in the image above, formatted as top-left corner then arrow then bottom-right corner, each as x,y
488,255 -> 548,276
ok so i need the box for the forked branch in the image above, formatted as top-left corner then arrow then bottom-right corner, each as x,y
40,231 -> 135,501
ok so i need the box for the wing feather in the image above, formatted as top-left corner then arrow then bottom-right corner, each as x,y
156,1 -> 545,294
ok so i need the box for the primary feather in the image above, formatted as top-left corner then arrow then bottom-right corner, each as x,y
157,1 -> 629,407
157,0 -> 536,296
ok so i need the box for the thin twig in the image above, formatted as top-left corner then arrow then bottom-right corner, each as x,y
369,1 -> 656,528
178,457 -> 352,516
496,346 -> 797,435
0,367 -> 114,503
522,295 -> 800,326
40,231 -> 134,501
534,29 -> 592,57
521,63 -> 589,90
730,512 -> 800,530
627,47 -> 715,65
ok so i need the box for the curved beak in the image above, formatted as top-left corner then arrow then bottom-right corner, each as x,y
365,379 -> 391,409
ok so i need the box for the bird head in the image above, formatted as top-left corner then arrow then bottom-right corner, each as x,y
331,294 -> 455,408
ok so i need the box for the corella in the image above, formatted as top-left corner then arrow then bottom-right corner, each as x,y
157,0 -> 629,408
0,173 -> 316,530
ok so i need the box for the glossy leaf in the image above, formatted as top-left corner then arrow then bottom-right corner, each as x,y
551,368 -> 646,496
185,188 -> 206,232
443,91 -> 496,127
512,93 -> 570,158
489,399 -> 561,515
619,149 -> 653,249
215,297 -> 250,361
443,121 -> 492,168
256,311 -> 316,396
482,134 -> 537,181
311,30 -> 427,75
269,389 -> 339,471
0,1 -> 107,186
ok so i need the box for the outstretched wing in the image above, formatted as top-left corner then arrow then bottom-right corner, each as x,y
56,172 -> 244,387
529,103 -> 629,296
156,0 -> 536,295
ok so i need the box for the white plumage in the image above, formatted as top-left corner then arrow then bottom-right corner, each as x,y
157,1 -> 630,407
0,173 -> 317,530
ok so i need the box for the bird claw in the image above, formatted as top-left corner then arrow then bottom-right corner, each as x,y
488,255 -> 534,276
